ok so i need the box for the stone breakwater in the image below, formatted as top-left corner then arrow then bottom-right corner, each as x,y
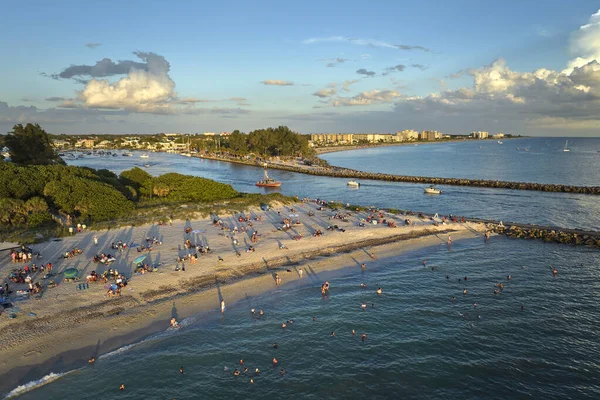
197,155 -> 600,195
486,222 -> 600,248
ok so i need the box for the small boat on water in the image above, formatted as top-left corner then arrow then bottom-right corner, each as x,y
140,154 -> 149,158
516,147 -> 520,150
497,140 -> 503,144
347,180 -> 360,187
256,169 -> 281,187
123,152 -> 133,157
424,187 -> 442,195
563,140 -> 570,152
144,164 -> 150,168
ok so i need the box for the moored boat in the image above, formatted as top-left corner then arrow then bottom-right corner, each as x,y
140,154 -> 149,158
424,187 -> 442,194
347,180 -> 360,187
256,169 -> 281,187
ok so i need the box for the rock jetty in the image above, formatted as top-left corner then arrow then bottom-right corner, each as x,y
488,223 -> 600,248
197,155 -> 600,195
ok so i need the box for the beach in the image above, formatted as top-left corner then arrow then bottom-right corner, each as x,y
0,201 -> 487,392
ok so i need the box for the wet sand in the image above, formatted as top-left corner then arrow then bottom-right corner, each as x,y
0,202 -> 487,393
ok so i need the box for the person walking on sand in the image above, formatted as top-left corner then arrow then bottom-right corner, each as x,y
221,300 -> 226,314
93,235 -> 98,246
448,235 -> 452,244
299,268 -> 303,278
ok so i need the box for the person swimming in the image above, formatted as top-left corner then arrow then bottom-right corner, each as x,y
239,359 -> 244,365
244,367 -> 249,373
361,263 -> 366,269
170,317 -> 179,328
360,283 -> 366,288
507,275 -> 511,280
352,329 -> 356,335
119,384 -> 125,391
273,343 -> 278,349
451,296 -> 456,301
552,267 -> 558,275
281,322 -> 287,329
331,331 -> 335,336
272,357 -> 279,365
361,302 -> 367,309
250,379 -> 254,384
361,334 -> 367,342
233,369 -> 240,376
463,289 -> 467,295
88,356 -> 95,364
255,368 -> 260,374
180,366 -> 184,374
259,310 -> 264,316
376,287 -> 382,295
280,368 -> 285,375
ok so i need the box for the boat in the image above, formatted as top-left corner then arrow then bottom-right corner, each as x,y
516,147 -> 520,150
256,169 -> 281,187
347,180 -> 360,187
563,140 -> 570,152
424,187 -> 442,194
140,154 -> 149,158
123,152 -> 133,157
144,164 -> 150,168
497,140 -> 503,144
524,148 -> 529,152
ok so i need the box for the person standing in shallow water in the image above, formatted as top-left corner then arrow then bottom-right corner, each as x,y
221,300 -> 226,314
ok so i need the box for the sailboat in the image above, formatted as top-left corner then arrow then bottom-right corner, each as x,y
256,168 -> 281,187
563,140 -> 570,152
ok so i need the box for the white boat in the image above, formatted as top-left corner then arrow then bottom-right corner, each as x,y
181,152 -> 192,157
140,154 -> 149,158
123,152 -> 133,157
563,140 -> 570,152
347,180 -> 360,187
497,140 -> 503,144
424,187 -> 442,194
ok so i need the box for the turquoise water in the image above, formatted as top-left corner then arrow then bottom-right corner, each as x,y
10,236 -> 600,399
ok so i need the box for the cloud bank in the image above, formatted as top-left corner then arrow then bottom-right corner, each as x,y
261,80 -> 294,86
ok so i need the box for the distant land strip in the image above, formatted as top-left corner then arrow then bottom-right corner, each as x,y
196,154 -> 600,195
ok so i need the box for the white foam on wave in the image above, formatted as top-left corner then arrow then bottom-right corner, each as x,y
4,372 -> 69,399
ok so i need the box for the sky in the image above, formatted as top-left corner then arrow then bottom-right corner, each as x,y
1,0 -> 600,136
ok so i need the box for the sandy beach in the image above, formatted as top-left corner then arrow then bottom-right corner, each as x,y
0,201 -> 487,393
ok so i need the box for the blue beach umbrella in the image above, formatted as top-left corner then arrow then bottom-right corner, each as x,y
133,255 -> 146,265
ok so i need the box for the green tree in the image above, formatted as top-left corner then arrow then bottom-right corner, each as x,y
5,123 -> 65,165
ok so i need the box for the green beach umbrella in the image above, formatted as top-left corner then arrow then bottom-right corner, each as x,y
63,268 -> 79,279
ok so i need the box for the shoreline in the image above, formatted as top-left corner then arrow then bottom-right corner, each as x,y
0,202 -> 486,394
313,137 -> 519,154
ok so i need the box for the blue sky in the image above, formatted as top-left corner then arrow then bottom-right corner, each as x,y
1,0 -> 599,136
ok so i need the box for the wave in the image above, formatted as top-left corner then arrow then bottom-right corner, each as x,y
4,372 -> 70,399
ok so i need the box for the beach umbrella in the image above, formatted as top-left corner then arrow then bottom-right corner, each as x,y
63,268 -> 78,279
133,255 -> 146,265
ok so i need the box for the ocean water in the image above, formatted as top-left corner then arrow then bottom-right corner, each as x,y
66,138 -> 600,230
322,137 -> 600,186
11,236 -> 600,400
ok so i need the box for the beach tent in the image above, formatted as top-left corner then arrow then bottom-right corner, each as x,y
63,268 -> 79,279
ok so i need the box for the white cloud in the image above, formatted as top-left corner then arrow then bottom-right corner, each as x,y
342,79 -> 359,92
332,89 -> 401,107
79,52 -> 177,113
303,36 -> 430,52
261,80 -> 294,86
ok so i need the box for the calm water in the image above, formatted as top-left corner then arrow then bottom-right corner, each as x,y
11,236 -> 600,399
65,143 -> 600,231
322,137 -> 600,186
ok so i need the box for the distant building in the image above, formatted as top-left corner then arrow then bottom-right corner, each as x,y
52,139 -> 70,149
220,132 -> 231,137
311,134 -> 353,144
395,130 -> 419,141
492,133 -> 505,139
75,139 -> 95,148
420,130 -> 442,141
471,131 -> 489,139
203,132 -> 216,136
